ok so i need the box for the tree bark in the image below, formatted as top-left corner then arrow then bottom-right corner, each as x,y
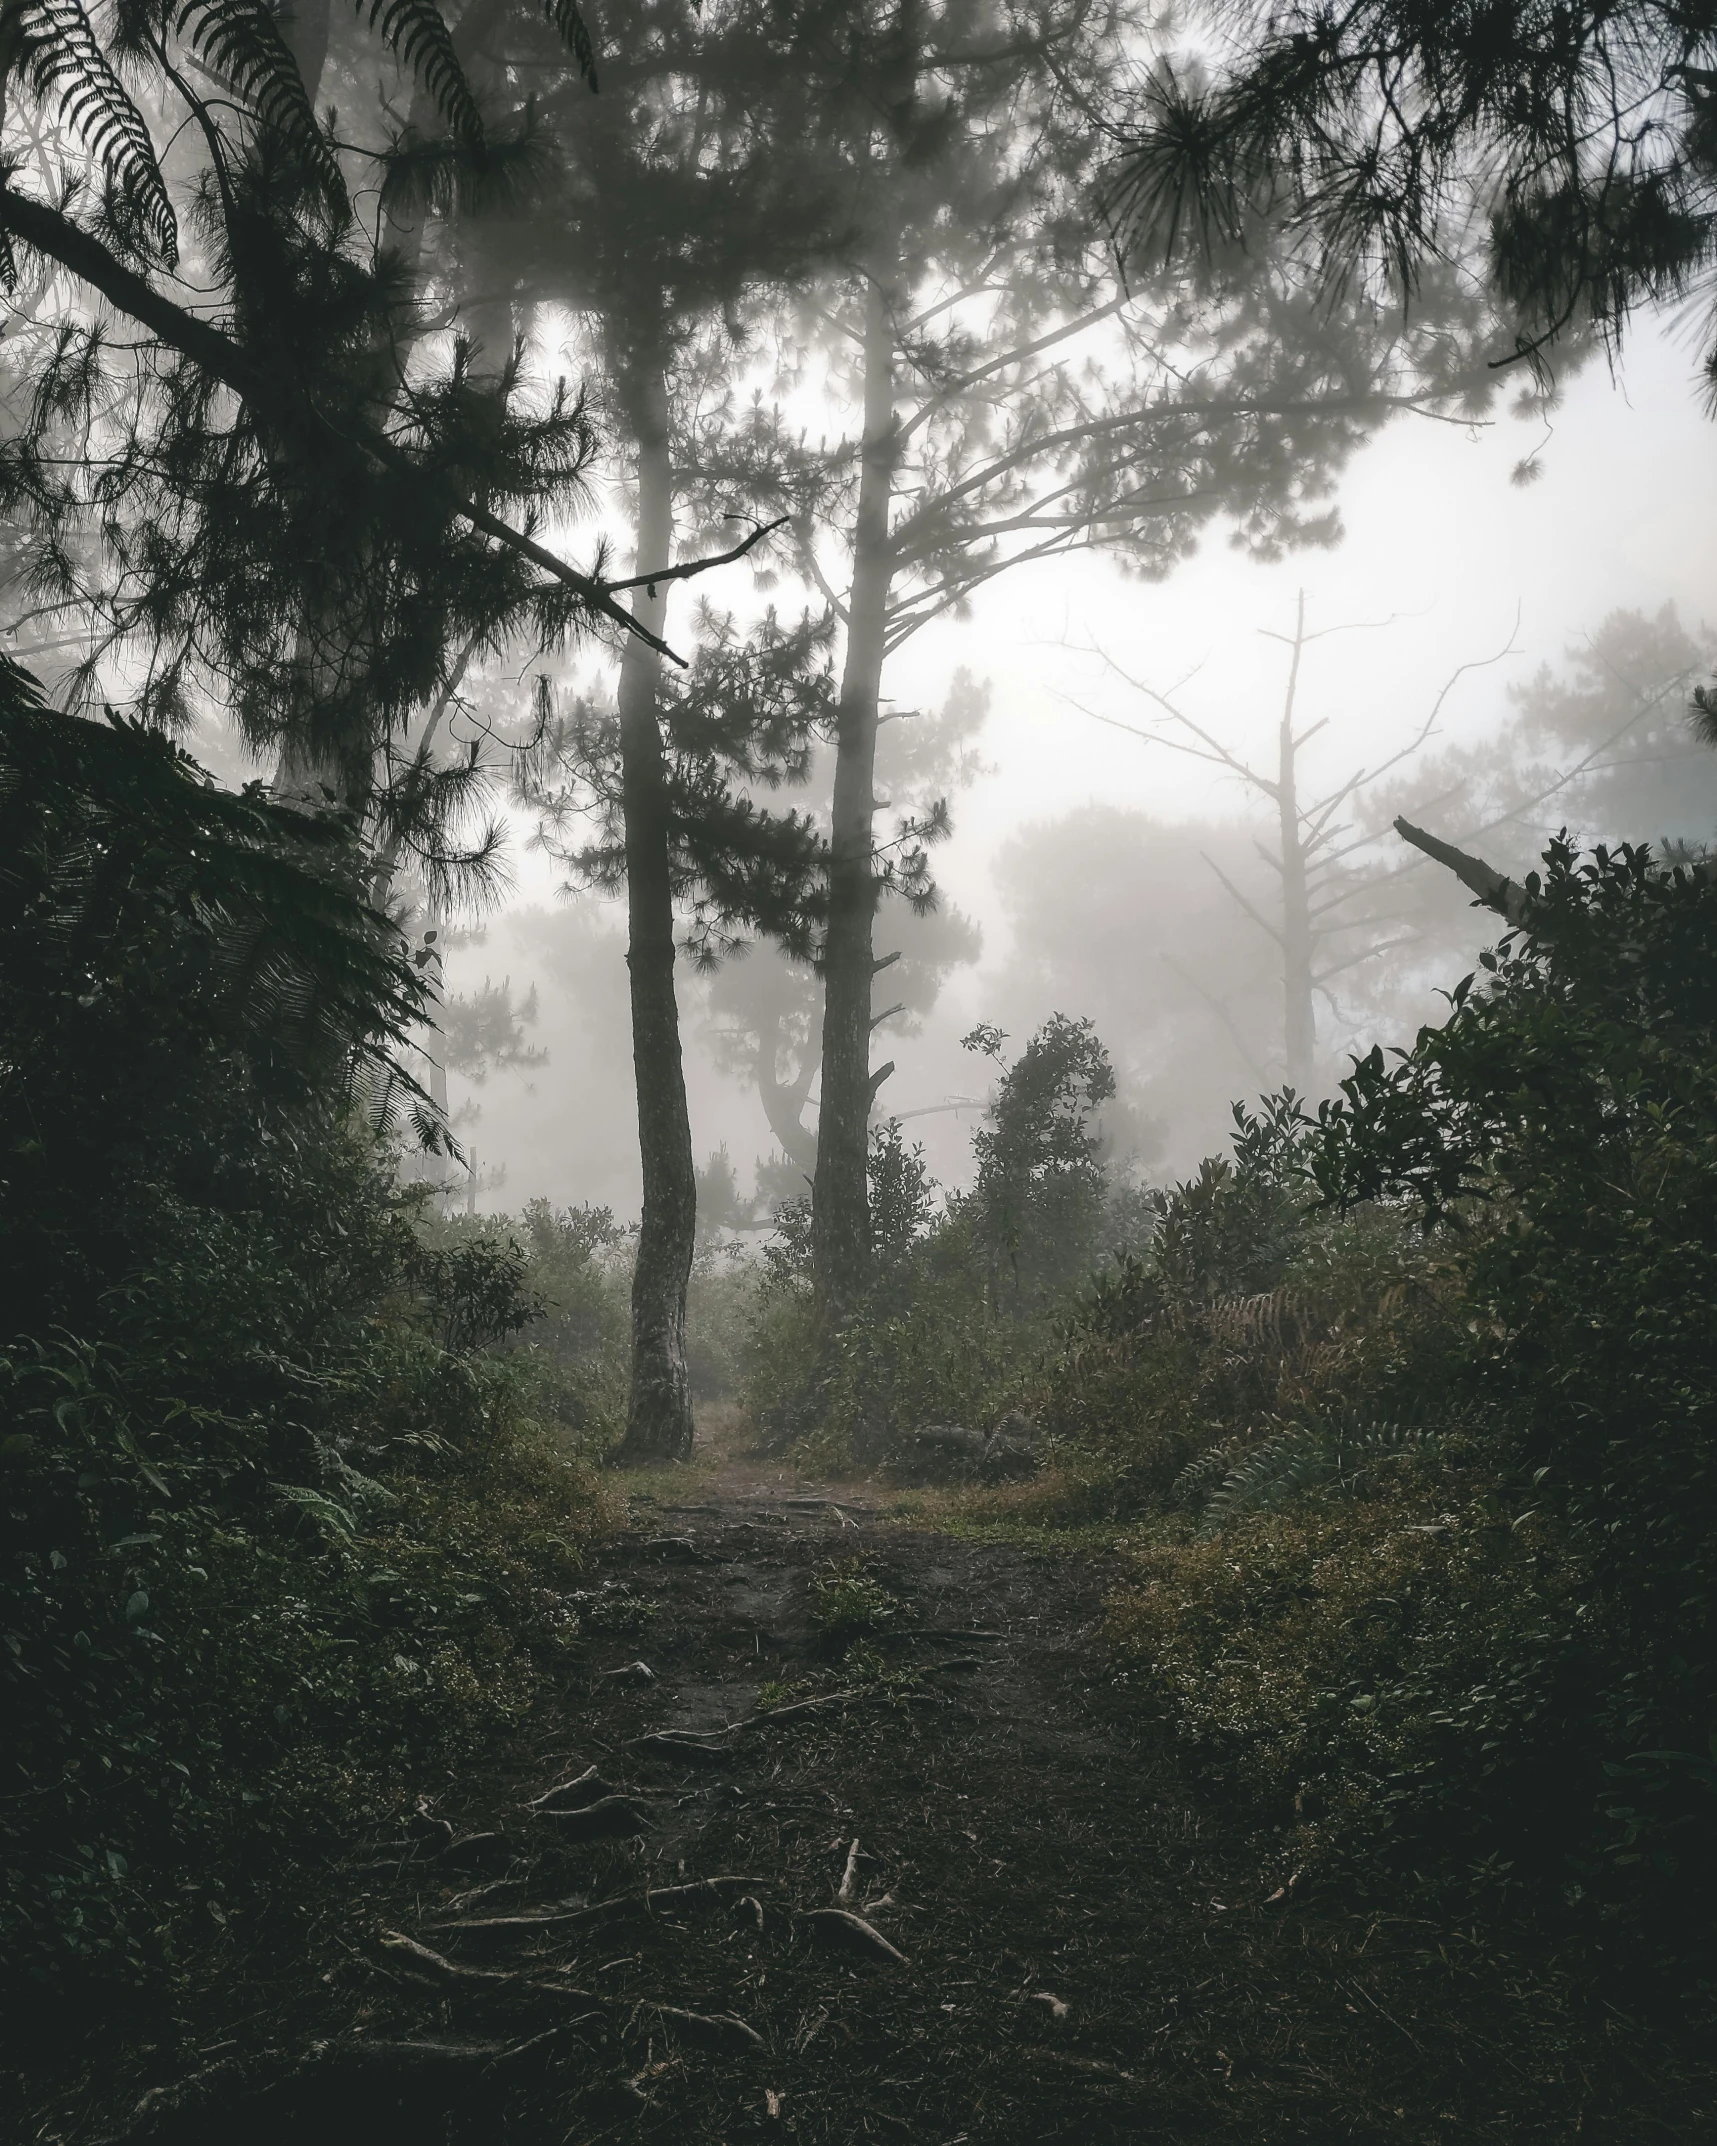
617,366 -> 696,1461
811,254 -> 898,1330
279,0 -> 332,103
1277,597 -> 1315,1091
757,1008 -> 819,1172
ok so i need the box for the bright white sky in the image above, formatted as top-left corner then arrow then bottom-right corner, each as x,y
903,313 -> 1714,934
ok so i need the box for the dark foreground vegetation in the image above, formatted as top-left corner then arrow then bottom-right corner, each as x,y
0,672 -> 615,2044
7,639 -> 1714,2133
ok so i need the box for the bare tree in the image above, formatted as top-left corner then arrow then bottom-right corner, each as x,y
1071,595 -> 1518,1089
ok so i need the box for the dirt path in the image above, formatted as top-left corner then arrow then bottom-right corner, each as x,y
99,1461 -> 1701,2145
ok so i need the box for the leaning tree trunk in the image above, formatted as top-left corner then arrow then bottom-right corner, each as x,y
617,367 -> 697,1461
811,257 -> 898,1331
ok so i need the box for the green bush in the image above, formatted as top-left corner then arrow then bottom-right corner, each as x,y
1097,838 -> 1717,1926
0,694 -> 614,1996
1109,1484 -> 1604,1892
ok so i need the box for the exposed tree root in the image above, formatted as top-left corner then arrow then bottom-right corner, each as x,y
637,2005 -> 768,2054
796,1908 -> 910,1966
535,1793 -> 654,1840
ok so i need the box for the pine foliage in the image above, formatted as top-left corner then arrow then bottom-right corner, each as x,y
1107,1 -> 1717,381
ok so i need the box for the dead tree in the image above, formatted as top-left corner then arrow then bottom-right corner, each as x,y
1076,594 -> 1517,1089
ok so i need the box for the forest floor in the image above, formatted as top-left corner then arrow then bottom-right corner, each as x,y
41,1415 -> 1711,2145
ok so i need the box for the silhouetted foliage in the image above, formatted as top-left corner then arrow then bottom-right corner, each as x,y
1108,0 -> 1717,387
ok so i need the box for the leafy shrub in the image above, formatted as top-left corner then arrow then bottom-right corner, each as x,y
1109,1487 -> 1605,1892
1101,837 -> 1717,1925
0,694 -> 615,1999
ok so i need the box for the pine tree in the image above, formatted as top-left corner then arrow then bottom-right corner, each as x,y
681,0 -> 1513,1329
472,0 -> 855,1454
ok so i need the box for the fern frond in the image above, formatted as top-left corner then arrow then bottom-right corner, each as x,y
13,0 -> 177,263
355,0 -> 484,146
540,0 -> 598,92
173,1 -> 346,205
1205,1286 -> 1295,1350
1170,1432 -> 1251,1510
1200,1414 -> 1445,1532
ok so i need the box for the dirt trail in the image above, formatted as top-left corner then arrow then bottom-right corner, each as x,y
96,1459 -> 1688,2145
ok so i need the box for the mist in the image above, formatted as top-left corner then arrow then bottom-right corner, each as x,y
7,2 -> 1717,2130
441,313 -> 1714,1215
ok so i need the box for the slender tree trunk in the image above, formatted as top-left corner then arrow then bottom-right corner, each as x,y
279,0 -> 332,101
1278,593 -> 1315,1090
757,1009 -> 819,1172
617,366 -> 696,1461
811,256 -> 898,1330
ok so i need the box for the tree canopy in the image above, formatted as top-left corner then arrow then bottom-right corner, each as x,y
1106,0 -> 1717,387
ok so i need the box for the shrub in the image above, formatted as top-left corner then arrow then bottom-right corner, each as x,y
1109,1484 -> 1605,1893
0,694 -> 614,1998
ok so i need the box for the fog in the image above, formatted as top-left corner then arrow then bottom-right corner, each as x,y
447,315 -> 1715,1216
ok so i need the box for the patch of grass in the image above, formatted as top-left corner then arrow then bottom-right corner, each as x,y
564,1579 -> 661,1635
808,1555 -> 907,1649
884,1456 -> 1147,1549
757,1639 -> 923,1711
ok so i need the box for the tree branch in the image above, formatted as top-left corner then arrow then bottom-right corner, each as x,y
0,184 -> 689,663
602,515 -> 789,595
1392,817 -> 1532,926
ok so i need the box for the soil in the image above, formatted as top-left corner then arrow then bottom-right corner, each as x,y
50,1451 -> 1713,2145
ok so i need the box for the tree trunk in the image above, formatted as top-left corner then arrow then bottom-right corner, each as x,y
757,1009 -> 819,1173
617,367 -> 696,1461
811,256 -> 898,1330
280,0 -> 332,102
1278,595 -> 1315,1091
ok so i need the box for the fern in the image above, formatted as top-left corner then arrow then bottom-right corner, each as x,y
357,0 -> 484,146
1204,1286 -> 1295,1350
1199,1413 -> 1444,1533
173,0 -> 345,203
4,0 -> 537,275
541,0 -> 599,92
12,0 -> 177,264
1170,1433 -> 1251,1510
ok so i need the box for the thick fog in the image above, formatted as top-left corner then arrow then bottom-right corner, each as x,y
442,316 -> 1714,1218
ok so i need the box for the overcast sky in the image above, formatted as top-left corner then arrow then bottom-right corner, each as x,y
453,312 -> 1716,1216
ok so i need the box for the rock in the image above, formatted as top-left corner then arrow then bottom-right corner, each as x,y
890,1423 -> 988,1483
981,1411 -> 1043,1479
